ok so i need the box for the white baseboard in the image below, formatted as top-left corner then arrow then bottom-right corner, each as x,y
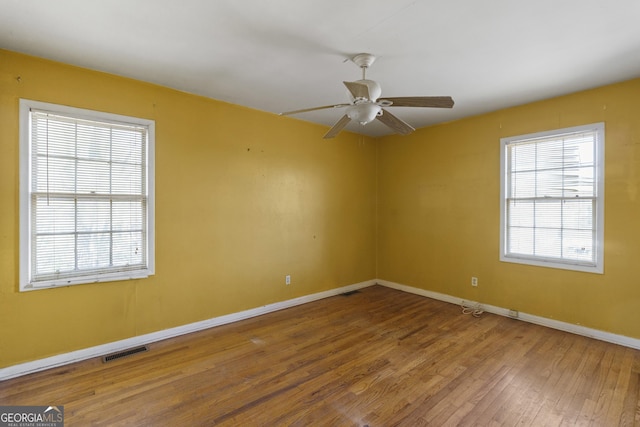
0,280 -> 375,381
3,278 -> 639,381
376,279 -> 640,351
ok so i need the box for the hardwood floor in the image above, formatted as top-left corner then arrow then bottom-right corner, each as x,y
1,285 -> 639,426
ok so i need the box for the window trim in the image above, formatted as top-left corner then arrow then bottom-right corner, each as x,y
19,99 -> 155,291
499,123 -> 605,274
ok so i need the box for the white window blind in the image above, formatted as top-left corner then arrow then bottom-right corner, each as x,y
20,100 -> 155,289
500,123 -> 604,273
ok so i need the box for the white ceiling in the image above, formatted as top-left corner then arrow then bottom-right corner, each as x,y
2,0 -> 640,137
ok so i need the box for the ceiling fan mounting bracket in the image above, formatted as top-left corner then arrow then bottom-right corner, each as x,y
352,53 -> 376,69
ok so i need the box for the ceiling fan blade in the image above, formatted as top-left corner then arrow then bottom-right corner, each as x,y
378,96 -> 454,108
323,114 -> 352,139
343,81 -> 370,99
376,109 -> 415,135
280,103 -> 351,116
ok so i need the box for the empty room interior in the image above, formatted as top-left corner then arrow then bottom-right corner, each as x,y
1,1 -> 640,425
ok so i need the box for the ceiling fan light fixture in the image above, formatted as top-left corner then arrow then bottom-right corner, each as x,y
347,103 -> 381,125
280,53 -> 454,138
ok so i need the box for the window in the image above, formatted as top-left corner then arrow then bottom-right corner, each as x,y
500,123 -> 604,274
20,99 -> 155,290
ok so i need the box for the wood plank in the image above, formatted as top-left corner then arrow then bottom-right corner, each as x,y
1,285 -> 639,425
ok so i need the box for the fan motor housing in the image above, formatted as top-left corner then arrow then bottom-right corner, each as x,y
352,79 -> 381,101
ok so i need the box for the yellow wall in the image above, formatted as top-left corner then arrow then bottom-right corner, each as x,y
0,50 -> 377,368
377,78 -> 640,339
3,47 -> 640,370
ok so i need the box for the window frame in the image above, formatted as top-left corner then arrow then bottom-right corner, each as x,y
499,123 -> 605,274
19,99 -> 155,291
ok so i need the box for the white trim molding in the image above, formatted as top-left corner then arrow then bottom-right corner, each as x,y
376,279 -> 640,351
3,278 -> 640,381
0,280 -> 374,381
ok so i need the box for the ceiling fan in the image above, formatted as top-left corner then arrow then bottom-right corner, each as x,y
280,53 -> 454,139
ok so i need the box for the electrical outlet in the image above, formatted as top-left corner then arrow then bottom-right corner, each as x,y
508,309 -> 519,318
471,277 -> 478,287
285,275 -> 291,285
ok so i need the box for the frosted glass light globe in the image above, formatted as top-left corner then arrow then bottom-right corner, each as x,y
347,103 -> 381,125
